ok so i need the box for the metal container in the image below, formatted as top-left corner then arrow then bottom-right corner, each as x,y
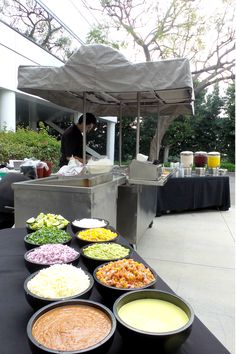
180,151 -> 193,168
12,175 -> 126,228
208,167 -> 219,176
195,167 -> 206,176
218,168 -> 227,176
183,167 -> 192,177
129,160 -> 162,181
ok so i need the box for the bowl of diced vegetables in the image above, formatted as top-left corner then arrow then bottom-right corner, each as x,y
24,227 -> 72,250
93,258 -> 157,303
24,264 -> 94,310
26,213 -> 69,233
80,242 -> 133,271
24,244 -> 80,273
75,227 -> 119,247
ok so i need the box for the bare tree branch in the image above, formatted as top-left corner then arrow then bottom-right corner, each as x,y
87,0 -> 235,159
1,0 -> 75,61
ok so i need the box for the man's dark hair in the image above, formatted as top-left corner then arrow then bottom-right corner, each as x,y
78,113 -> 97,125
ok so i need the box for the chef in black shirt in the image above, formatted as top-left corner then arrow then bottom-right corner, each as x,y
59,113 -> 97,167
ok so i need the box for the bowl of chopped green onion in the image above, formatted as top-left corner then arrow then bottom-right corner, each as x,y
80,242 -> 133,271
24,227 -> 72,250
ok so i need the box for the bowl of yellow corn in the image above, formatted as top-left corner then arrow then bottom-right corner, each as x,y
75,227 -> 119,247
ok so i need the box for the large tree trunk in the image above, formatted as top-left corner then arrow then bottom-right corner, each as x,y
149,115 -> 177,161
163,145 -> 170,163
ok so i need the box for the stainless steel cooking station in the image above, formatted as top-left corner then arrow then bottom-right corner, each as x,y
13,174 -> 126,228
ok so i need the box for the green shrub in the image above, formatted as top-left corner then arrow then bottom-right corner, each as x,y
220,162 -> 235,172
0,123 -> 60,171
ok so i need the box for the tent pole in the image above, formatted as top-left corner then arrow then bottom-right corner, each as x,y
136,92 -> 141,158
119,104 -> 123,166
83,92 -> 87,165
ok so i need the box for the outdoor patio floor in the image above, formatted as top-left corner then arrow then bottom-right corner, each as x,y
137,173 -> 235,354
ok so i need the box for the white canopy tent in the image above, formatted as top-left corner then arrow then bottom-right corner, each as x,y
18,44 -> 194,162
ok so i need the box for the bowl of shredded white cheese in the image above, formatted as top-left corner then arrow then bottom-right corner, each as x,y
24,264 -> 94,310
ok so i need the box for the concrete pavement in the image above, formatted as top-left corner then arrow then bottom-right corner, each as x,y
137,173 -> 235,353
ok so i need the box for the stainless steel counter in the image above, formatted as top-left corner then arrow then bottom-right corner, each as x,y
13,175 -> 126,228
116,183 -> 157,246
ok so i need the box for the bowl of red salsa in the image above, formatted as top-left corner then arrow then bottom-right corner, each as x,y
93,258 -> 157,303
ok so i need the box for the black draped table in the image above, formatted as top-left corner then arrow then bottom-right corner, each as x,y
0,227 -> 230,354
156,175 -> 230,216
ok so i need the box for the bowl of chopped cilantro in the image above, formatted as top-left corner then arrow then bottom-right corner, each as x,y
24,227 -> 72,250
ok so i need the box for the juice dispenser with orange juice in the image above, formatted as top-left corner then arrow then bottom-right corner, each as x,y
207,152 -> 221,168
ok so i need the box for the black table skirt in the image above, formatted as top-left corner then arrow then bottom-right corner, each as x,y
0,227 -> 230,354
156,176 -> 230,216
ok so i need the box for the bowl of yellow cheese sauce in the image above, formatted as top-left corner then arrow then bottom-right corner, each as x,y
113,289 -> 194,352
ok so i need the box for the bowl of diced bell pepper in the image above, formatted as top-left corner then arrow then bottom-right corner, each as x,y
93,258 -> 157,304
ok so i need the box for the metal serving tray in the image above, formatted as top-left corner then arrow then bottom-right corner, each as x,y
128,160 -> 162,180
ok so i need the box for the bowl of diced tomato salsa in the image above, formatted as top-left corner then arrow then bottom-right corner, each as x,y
93,258 -> 157,303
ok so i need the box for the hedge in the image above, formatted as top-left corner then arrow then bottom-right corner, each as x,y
0,123 -> 60,171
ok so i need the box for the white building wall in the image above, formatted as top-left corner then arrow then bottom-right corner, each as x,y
0,90 -> 16,130
0,22 -> 63,91
0,22 -> 63,130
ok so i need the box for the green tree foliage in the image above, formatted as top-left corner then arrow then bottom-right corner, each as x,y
86,83 -> 235,164
116,116 -> 136,161
162,83 -> 235,163
86,24 -> 124,50
219,83 -> 235,163
139,116 -> 158,157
